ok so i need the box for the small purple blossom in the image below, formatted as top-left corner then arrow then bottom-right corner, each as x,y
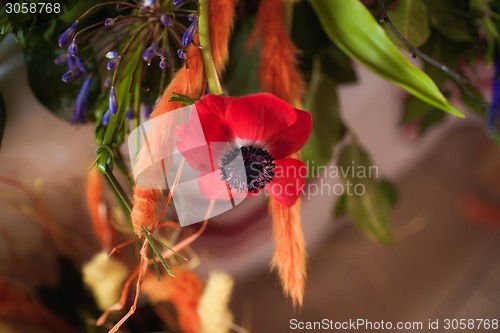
71,76 -> 92,123
156,48 -> 166,58
104,18 -> 116,26
182,18 -> 198,46
159,57 -> 167,69
126,110 -> 135,120
142,43 -> 158,65
173,0 -> 182,6
188,13 -> 196,22
69,40 -> 78,57
143,104 -> 153,118
102,109 -> 112,126
107,57 -> 120,71
62,71 -> 75,83
109,86 -> 118,115
105,51 -> 118,59
58,21 -> 78,47
160,13 -> 174,27
142,0 -> 156,6
177,49 -> 187,59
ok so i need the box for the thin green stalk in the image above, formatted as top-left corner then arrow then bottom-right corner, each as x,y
198,0 -> 223,95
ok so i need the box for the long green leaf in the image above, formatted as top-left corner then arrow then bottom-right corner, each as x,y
308,0 -> 464,118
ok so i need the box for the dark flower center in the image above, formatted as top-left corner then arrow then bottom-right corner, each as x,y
219,146 -> 276,193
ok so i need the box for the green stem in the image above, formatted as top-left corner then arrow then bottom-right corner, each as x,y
198,0 -> 223,95
103,166 -> 132,215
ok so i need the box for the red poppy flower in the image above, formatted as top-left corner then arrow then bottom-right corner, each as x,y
176,93 -> 312,207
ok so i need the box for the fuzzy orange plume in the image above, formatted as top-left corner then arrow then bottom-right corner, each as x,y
269,198 -> 306,308
142,268 -> 203,333
86,168 -> 116,251
208,0 -> 237,75
250,0 -> 308,307
131,186 -> 162,235
248,0 -> 305,105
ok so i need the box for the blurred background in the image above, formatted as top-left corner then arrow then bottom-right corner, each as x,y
1,16 -> 500,333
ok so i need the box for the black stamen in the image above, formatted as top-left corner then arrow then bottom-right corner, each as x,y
219,146 -> 275,194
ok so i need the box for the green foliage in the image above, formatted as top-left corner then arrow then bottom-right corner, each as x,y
169,92 -> 197,105
302,61 -> 345,172
335,142 -> 396,245
291,1 -> 357,85
386,0 -> 430,48
223,18 -> 260,96
309,0 -> 464,118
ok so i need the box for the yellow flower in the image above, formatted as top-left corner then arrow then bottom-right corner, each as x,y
198,271 -> 234,333
82,251 -> 128,310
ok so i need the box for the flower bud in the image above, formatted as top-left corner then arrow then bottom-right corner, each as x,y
58,21 -> 78,47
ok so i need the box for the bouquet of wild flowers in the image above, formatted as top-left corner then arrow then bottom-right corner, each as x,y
0,0 -> 499,332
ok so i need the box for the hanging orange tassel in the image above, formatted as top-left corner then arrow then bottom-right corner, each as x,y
248,0 -> 305,105
249,0 -> 308,307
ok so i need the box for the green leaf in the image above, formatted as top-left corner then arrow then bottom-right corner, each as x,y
309,0 -> 464,118
0,94 -> 6,149
334,193 -> 348,218
337,142 -> 394,245
223,18 -> 260,96
386,0 -> 431,48
424,0 -> 475,42
169,92 -> 196,105
379,178 -> 399,206
302,60 -> 345,172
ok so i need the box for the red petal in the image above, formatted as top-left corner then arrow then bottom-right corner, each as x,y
225,93 -> 297,144
195,94 -> 234,142
266,158 -> 306,207
265,108 -> 312,159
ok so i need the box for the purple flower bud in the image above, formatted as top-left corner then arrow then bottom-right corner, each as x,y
54,54 -> 67,65
142,43 -> 158,65
102,110 -> 111,126
126,110 -> 135,120
160,13 -> 174,27
109,86 -> 118,115
71,57 -> 85,79
142,0 -> 156,6
177,49 -> 187,59
143,104 -> 153,118
182,18 -> 198,46
156,48 -> 166,57
173,0 -> 182,6
68,40 -> 78,57
71,76 -> 92,123
104,18 -> 116,26
159,57 -> 167,69
62,71 -> 75,83
188,13 -> 196,22
105,51 -> 118,59
106,57 -> 120,71
58,21 -> 78,47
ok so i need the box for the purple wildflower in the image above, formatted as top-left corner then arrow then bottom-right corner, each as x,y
58,21 -> 78,47
71,76 -> 92,123
182,18 -> 198,46
109,86 -> 118,115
